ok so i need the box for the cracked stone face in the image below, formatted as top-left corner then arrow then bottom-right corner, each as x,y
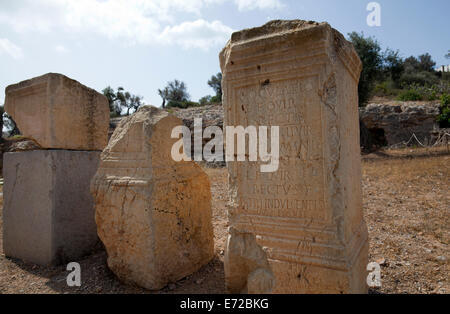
90,106 -> 214,290
221,20 -> 369,293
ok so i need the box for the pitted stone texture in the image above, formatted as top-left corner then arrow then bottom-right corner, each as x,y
221,20 -> 368,294
3,150 -> 100,266
91,106 -> 214,290
5,73 -> 109,150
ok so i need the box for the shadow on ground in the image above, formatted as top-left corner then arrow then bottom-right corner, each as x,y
6,249 -> 226,294
362,148 -> 450,162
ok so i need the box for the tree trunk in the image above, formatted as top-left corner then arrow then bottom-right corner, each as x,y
360,118 -> 372,153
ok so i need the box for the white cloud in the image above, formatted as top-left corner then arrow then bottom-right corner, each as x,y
55,45 -> 69,53
159,19 -> 233,50
0,0 -> 62,33
62,0 -> 161,45
0,0 -> 284,50
0,38 -> 24,59
234,0 -> 284,11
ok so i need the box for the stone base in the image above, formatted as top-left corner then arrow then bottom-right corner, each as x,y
268,241 -> 369,294
3,150 -> 101,266
225,227 -> 369,294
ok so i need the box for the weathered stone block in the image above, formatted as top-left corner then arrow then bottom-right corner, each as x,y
3,150 -> 100,266
91,106 -> 214,290
5,73 -> 109,151
221,20 -> 369,293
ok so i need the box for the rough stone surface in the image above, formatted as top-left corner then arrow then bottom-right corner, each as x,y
5,73 -> 109,150
6,138 -> 42,152
109,105 -> 225,166
221,20 -> 369,293
91,106 -> 214,290
359,102 -> 441,147
172,105 -> 225,166
3,150 -> 100,266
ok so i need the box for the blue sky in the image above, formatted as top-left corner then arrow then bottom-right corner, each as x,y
0,0 -> 449,108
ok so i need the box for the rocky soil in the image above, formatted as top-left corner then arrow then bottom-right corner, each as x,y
0,146 -> 448,294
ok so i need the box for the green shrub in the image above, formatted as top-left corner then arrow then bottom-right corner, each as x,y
431,81 -> 450,97
199,95 -> 221,106
437,93 -> 450,128
399,71 -> 439,87
347,32 -> 383,106
199,95 -> 212,106
210,95 -> 221,103
166,100 -> 201,109
373,80 -> 402,97
441,93 -> 450,105
374,81 -> 388,95
442,72 -> 450,82
397,89 -> 423,101
428,90 -> 438,101
396,83 -> 448,101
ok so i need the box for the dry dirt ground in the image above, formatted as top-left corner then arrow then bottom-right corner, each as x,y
0,147 -> 448,294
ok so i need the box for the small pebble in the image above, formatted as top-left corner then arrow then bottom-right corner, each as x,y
195,278 -> 204,285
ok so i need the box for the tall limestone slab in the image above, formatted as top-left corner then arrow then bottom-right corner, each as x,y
91,106 -> 214,290
220,20 -> 368,293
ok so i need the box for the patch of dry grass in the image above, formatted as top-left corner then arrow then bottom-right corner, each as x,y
363,152 -> 449,293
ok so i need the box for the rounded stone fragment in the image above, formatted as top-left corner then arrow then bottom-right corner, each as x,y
90,106 -> 214,290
